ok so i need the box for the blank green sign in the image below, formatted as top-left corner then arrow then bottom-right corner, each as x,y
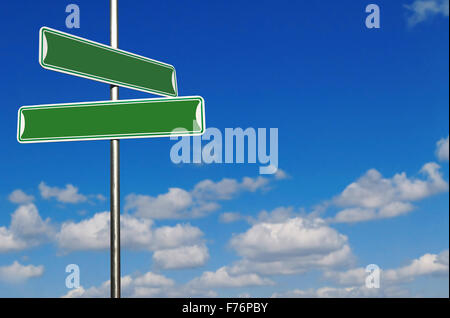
40,27 -> 177,96
18,97 -> 205,143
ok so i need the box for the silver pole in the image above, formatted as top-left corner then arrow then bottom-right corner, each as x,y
110,0 -> 121,299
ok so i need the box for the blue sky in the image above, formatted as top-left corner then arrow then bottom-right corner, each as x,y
0,0 -> 448,297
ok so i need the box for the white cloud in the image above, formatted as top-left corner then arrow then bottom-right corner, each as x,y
151,224 -> 204,250
188,267 -> 274,289
63,281 -> 111,298
39,182 -> 87,204
220,207 -> 304,225
38,182 -> 106,204
405,0 -> 449,26
125,189 -> 193,220
0,261 -> 44,283
192,179 -> 241,201
437,249 -> 449,266
155,215 -> 347,290
383,250 -> 449,283
63,271 -> 216,298
120,214 -> 155,249
322,249 -> 449,296
335,163 -> 447,206
133,272 -> 175,287
229,245 -> 353,276
56,212 -> 110,251
10,204 -> 54,242
0,204 -> 53,253
63,287 -> 87,298
436,136 -> 449,161
153,244 -> 209,269
125,176 -> 270,220
225,216 -> 354,276
271,285 -> 406,298
219,212 -> 244,223
332,162 -> 448,223
56,212 -> 204,252
191,176 -> 269,201
323,267 -> 368,286
248,206 -> 304,225
8,190 -> 34,204
230,217 -> 349,262
273,250 -> 448,298
333,203 -> 415,224
274,168 -> 289,180
240,177 -> 270,192
0,227 -> 25,253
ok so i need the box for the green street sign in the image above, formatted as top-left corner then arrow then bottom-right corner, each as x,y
39,27 -> 178,97
18,96 -> 205,143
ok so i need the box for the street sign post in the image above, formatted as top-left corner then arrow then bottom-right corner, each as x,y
109,0 -> 120,299
20,0 -> 206,298
39,27 -> 178,97
17,96 -> 205,143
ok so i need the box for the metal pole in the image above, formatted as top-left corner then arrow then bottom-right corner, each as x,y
110,0 -> 121,299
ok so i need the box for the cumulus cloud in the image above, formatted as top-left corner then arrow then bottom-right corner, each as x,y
56,212 -> 204,253
0,227 -> 25,253
38,182 -> 106,204
63,286 -> 88,298
125,176 -> 270,220
383,249 -> 449,283
215,216 -> 355,276
193,179 -> 245,201
8,190 -> 34,204
332,162 -> 448,223
0,261 -> 44,283
230,217 -> 350,263
188,267 -> 274,289
151,224 -> 205,250
133,272 -> 175,287
185,214 -> 353,292
153,244 -> 209,270
125,189 -> 194,220
39,182 -> 88,204
436,136 -> 449,162
273,249 -> 449,299
248,206 -> 305,225
437,249 -> 449,266
219,212 -> 245,223
0,204 -> 54,253
271,285 -> 407,298
56,212 -> 111,251
220,207 -> 305,225
229,246 -> 353,277
63,271 -> 216,298
405,0 -> 449,26
320,249 -> 449,297
335,163 -> 447,206
220,207 -> 306,225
